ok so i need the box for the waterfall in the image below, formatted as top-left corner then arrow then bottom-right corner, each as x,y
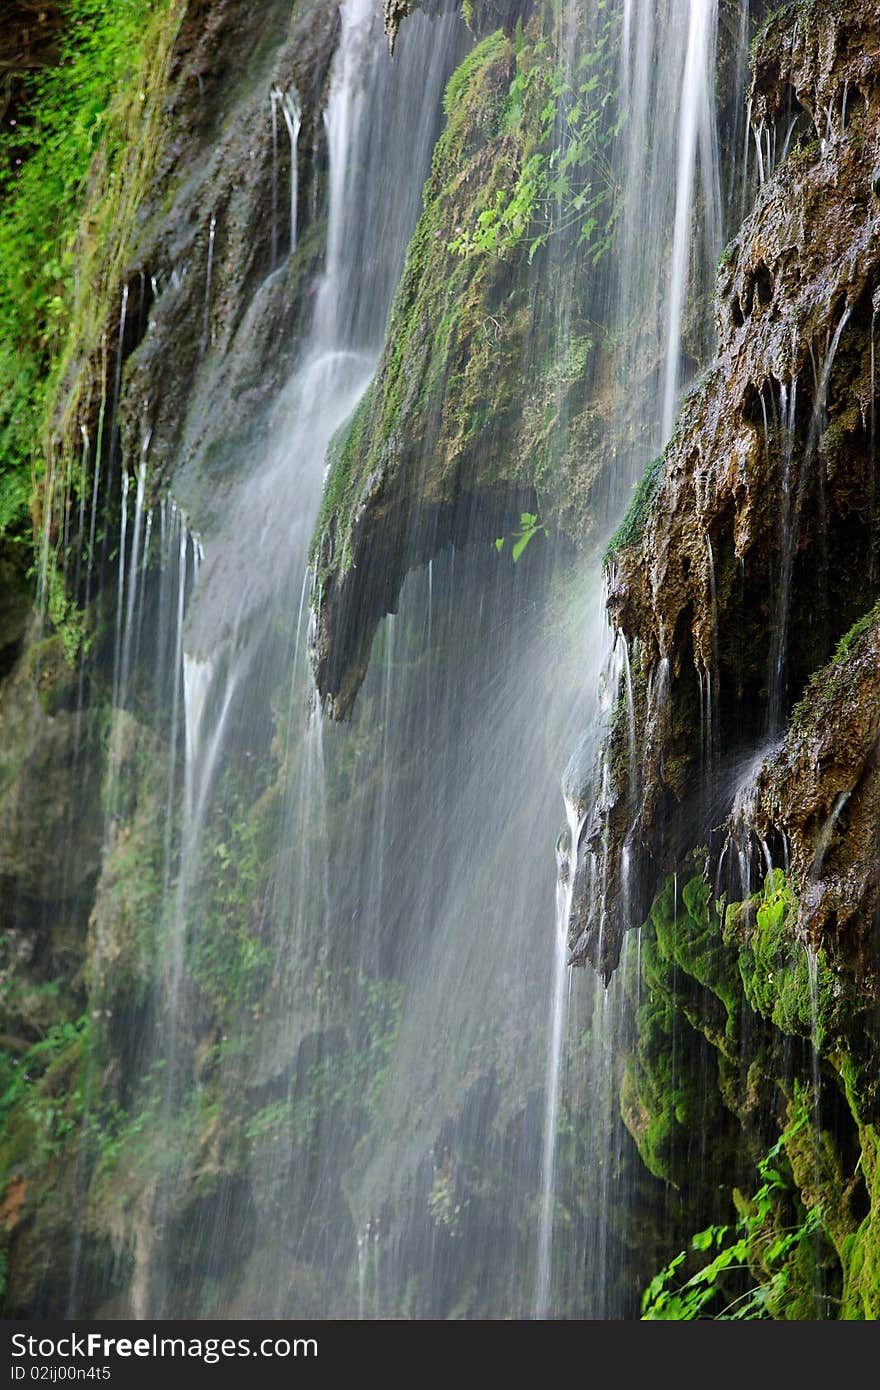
662,0 -> 721,439
134,0 -> 479,1318
52,0 -> 757,1321
535,0 -> 746,1306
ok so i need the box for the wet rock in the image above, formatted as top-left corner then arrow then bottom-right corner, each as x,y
0,624 -> 103,903
119,0 -> 339,520
588,0 -> 880,976
743,609 -> 880,1080
311,15 -> 614,717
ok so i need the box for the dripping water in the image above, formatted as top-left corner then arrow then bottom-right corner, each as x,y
201,213 -> 216,355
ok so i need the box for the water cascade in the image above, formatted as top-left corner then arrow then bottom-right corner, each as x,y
15,0 -> 872,1329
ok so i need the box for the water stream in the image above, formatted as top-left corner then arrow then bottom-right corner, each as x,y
56,0 -> 758,1320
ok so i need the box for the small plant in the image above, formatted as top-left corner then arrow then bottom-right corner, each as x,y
427,1153 -> 463,1233
449,19 -> 619,268
495,511 -> 546,561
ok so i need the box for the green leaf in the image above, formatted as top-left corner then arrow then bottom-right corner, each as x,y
692,1224 -> 728,1252
511,531 -> 533,562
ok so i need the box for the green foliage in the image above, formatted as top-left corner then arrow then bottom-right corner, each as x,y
427,1154 -> 463,1233
642,1114 -> 822,1319
494,511 -> 546,561
45,561 -> 87,666
186,771 -> 272,1015
0,1016 -> 88,1172
603,454 -> 664,566
738,869 -> 836,1046
0,0 -> 172,542
449,17 -> 619,267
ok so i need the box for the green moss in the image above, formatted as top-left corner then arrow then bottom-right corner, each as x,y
786,599 -> 879,736
736,870 -> 838,1047
309,28 -> 520,586
0,0 -> 182,549
603,454 -> 664,567
749,1 -> 816,60
311,383 -> 375,578
630,858 -> 880,1319
621,874 -> 743,1188
620,994 -> 691,1184
830,598 -> 880,663
444,29 -> 507,118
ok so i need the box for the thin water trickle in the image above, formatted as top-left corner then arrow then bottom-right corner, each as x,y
201,213 -> 216,354
536,795 -> 585,1319
769,305 -> 852,730
270,89 -> 280,269
280,88 -> 302,254
621,635 -> 638,812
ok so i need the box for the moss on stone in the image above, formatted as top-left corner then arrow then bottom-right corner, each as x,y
736,869 -> 836,1046
631,857 -> 880,1319
310,6 -> 621,713
603,454 -> 665,568
839,1123 -> 880,1319
621,874 -> 744,1190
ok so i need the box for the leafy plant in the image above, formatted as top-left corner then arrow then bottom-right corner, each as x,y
0,1016 -> 88,1170
449,16 -> 619,267
495,511 -> 546,561
642,1113 -> 822,1319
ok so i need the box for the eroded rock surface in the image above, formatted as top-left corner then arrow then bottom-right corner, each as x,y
573,0 -> 880,977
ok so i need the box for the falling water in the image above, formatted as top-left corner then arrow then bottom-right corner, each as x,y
270,88 -> 280,270
201,213 -> 216,355
768,305 -> 852,729
279,87 -> 302,254
555,0 -> 741,1194
662,0 -> 721,439
47,0 -> 762,1322
535,796 -> 585,1318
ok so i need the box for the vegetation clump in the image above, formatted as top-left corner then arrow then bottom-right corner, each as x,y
0,0 -> 180,549
603,454 -> 664,566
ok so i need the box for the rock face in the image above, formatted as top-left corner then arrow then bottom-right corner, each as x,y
115,0 -> 340,523
311,3 -> 618,716
573,0 -> 880,979
310,28 -> 535,716
3,0 -> 880,1323
580,0 -> 880,1320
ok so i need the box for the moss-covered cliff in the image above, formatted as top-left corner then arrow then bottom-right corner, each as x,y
311,0 -> 619,714
1,0 -> 879,1323
0,0 -> 343,1316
